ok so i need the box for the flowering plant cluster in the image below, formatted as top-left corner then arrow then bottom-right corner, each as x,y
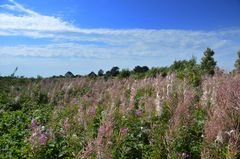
0,70 -> 239,159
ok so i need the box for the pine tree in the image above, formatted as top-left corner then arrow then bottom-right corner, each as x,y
200,48 -> 217,75
234,51 -> 240,74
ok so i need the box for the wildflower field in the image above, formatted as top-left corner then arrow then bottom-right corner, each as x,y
0,72 -> 239,159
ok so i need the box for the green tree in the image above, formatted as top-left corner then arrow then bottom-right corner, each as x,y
65,71 -> 74,78
88,71 -> 97,78
110,66 -> 120,77
200,48 -> 217,75
170,60 -> 189,72
98,69 -> 104,76
234,50 -> 240,74
171,57 -> 201,87
133,66 -> 149,73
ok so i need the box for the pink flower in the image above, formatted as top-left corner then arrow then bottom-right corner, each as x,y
78,106 -> 84,113
89,107 -> 96,116
120,127 -> 128,136
136,109 -> 142,116
31,119 -> 38,129
98,125 -> 106,135
63,118 -> 70,131
81,140 -> 95,158
39,133 -> 47,145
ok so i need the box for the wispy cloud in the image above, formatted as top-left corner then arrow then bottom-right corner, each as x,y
0,0 -> 239,70
2,0 -> 39,15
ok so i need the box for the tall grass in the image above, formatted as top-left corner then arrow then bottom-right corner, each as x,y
0,73 -> 239,158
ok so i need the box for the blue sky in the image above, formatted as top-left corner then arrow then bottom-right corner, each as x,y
0,0 -> 240,77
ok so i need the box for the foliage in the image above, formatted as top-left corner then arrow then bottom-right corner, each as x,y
0,110 -> 31,159
234,50 -> 240,74
97,69 -> 104,76
110,66 -> 120,77
200,48 -> 217,75
170,57 -> 202,87
88,72 -> 97,79
146,67 -> 168,78
0,55 -> 239,158
170,107 -> 206,159
133,66 -> 149,74
118,69 -> 131,79
65,71 -> 74,78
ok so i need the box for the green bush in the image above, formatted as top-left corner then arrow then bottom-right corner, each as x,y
0,110 -> 31,159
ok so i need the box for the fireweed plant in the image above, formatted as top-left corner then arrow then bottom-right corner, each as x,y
0,67 -> 240,158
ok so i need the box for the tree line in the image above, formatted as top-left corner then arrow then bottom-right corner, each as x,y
62,48 -> 239,81
3,48 -> 239,82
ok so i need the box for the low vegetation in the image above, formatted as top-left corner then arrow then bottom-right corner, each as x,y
0,48 -> 240,159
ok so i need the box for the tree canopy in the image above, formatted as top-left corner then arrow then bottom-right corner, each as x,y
200,48 -> 217,75
234,50 -> 240,73
133,66 -> 149,73
98,69 -> 104,76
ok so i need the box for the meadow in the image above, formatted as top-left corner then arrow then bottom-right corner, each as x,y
0,72 -> 239,159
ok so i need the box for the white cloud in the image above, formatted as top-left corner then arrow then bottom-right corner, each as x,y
0,13 -> 79,32
5,0 -> 38,15
0,0 -> 80,33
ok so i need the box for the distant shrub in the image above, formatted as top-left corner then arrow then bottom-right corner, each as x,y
118,69 -> 131,79
97,69 -> 104,76
146,67 -> 168,78
170,57 -> 202,87
110,66 -> 120,77
133,66 -> 149,74
88,71 -> 97,79
65,71 -> 74,78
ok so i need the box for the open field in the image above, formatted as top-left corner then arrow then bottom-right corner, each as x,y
1,71 -> 239,158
